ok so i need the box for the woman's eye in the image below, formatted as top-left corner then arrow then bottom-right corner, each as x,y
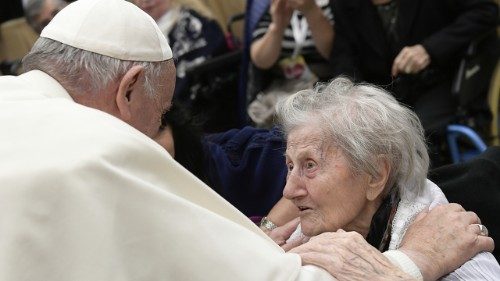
287,162 -> 294,172
305,161 -> 317,170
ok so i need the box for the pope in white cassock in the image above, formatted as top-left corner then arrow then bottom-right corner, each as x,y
0,0 -> 493,280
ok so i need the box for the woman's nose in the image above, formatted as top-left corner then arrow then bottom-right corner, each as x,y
283,171 -> 307,200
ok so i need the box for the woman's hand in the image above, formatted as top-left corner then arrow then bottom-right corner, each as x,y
270,0 -> 294,31
264,217 -> 309,251
286,0 -> 318,16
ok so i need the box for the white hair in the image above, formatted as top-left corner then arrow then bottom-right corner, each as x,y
22,37 -> 168,98
276,77 -> 429,199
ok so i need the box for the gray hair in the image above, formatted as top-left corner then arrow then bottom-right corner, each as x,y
22,37 -> 167,98
276,77 -> 429,199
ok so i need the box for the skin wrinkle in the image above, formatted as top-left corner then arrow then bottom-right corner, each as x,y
284,125 -> 384,238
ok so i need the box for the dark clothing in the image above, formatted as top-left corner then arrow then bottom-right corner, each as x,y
169,8 -> 228,100
203,126 -> 287,217
330,0 -> 498,133
430,146 -> 500,262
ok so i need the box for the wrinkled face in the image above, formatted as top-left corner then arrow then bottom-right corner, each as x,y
133,0 -> 171,21
283,125 -> 371,237
32,0 -> 67,33
154,124 -> 175,157
129,63 -> 176,138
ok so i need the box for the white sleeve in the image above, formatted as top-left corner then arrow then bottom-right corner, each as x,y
441,252 -> 500,280
383,250 -> 424,281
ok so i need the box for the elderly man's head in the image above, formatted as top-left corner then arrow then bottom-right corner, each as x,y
24,0 -> 67,34
277,77 -> 429,236
22,0 -> 176,138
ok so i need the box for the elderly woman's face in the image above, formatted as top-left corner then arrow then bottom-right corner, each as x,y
283,125 -> 373,237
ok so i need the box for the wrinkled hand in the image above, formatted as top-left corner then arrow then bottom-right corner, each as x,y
391,44 -> 430,76
290,230 -> 416,281
264,217 -> 307,251
286,0 -> 318,16
270,0 -> 294,31
399,203 -> 495,281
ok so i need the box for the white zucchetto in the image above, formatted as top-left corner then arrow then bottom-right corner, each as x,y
40,0 -> 173,62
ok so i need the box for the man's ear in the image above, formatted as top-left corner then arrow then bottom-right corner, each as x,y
115,65 -> 144,121
366,155 -> 391,201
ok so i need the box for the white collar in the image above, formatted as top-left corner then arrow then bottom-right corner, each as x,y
19,70 -> 74,101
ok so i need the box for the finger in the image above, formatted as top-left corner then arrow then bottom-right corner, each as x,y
298,251 -> 344,273
431,203 -> 465,214
279,217 -> 301,236
403,59 -> 414,74
392,49 -> 409,76
391,58 -> 401,76
445,203 -> 466,212
413,208 -> 429,222
402,49 -> 421,74
464,211 -> 481,225
476,236 -> 495,253
414,56 -> 430,72
282,236 -> 309,252
468,224 -> 488,237
269,217 -> 300,242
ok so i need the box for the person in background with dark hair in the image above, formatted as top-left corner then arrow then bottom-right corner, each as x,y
157,103 -> 208,186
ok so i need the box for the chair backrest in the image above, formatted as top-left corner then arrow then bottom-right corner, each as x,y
447,124 -> 488,164
0,17 -> 38,61
451,31 -> 498,108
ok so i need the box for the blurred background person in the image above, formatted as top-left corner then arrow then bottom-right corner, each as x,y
0,0 -> 66,75
24,0 -> 67,34
329,0 -> 498,167
132,0 -> 228,99
247,0 -> 334,127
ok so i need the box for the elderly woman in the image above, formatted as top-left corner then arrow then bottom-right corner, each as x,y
273,77 -> 500,279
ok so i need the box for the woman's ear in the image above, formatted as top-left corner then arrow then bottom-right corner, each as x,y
115,65 -> 144,121
366,155 -> 391,201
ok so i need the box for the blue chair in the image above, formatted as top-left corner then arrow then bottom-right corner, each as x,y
447,124 -> 487,164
